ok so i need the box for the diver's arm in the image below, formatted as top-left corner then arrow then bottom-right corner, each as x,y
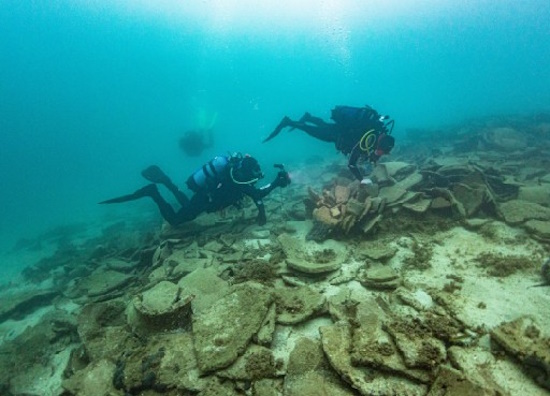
242,185 -> 268,225
348,146 -> 364,181
243,171 -> 290,225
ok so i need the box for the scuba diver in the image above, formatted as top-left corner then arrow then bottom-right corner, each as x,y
178,128 -> 214,157
99,153 -> 291,226
264,105 -> 395,183
179,110 -> 218,157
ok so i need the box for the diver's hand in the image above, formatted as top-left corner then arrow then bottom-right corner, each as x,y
273,171 -> 291,188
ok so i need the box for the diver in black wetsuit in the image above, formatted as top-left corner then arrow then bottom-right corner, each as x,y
264,105 -> 395,183
100,154 -> 291,226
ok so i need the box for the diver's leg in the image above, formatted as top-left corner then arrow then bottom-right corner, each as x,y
141,165 -> 189,207
99,184 -> 181,225
263,116 -> 293,143
297,112 -> 329,127
164,183 -> 189,208
287,123 -> 338,143
171,193 -> 210,224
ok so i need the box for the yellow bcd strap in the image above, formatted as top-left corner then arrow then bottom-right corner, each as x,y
359,129 -> 376,153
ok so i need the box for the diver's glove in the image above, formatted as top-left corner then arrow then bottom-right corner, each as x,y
273,170 -> 291,188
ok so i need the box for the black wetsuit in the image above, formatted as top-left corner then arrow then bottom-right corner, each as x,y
100,162 -> 288,226
147,178 -> 277,226
277,111 -> 388,181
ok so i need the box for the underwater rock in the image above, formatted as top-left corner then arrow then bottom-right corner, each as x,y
518,185 -> 550,206
104,257 -> 137,273
446,346 -> 511,395
0,310 -> 78,395
498,199 -> 550,224
253,379 -> 285,396
279,233 -> 347,274
254,303 -> 277,346
490,316 -> 550,390
70,268 -> 135,299
284,337 -> 354,396
384,317 -> 447,371
113,332 -> 207,393
0,288 -> 59,322
62,359 -> 119,396
77,300 -> 135,362
127,280 -> 193,336
192,282 -> 272,374
320,324 -> 428,396
482,127 -> 527,151
350,309 -> 432,384
177,267 -> 230,314
155,333 -> 208,392
523,220 -> 550,242
217,344 -> 278,381
427,365 -> 496,396
273,286 -> 326,325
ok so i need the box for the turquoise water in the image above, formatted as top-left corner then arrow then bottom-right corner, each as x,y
1,0 -> 549,255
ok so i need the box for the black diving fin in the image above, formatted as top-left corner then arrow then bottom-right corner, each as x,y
99,184 -> 157,204
263,116 -> 291,143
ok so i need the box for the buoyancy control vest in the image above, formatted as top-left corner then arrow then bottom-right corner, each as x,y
330,105 -> 385,130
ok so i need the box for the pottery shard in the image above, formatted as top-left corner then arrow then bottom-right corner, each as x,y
217,345 -> 278,381
378,186 -> 408,204
313,206 -> 339,226
156,333 -> 207,392
193,282 -> 272,374
518,185 -> 550,206
484,127 -> 527,150
452,183 -> 486,217
129,280 -> 193,335
274,286 -> 326,325
498,199 -> 550,224
384,319 -> 447,371
320,324 -> 428,396
0,289 -> 59,322
279,233 -> 346,274
80,269 -> 134,298
359,242 -> 397,261
403,198 -> 432,214
359,266 -> 400,290
346,199 -> 364,217
330,206 -> 342,218
431,197 -> 452,209
523,220 -> 550,239
285,337 -> 353,396
428,366 -> 496,396
62,359 -> 119,396
334,185 -> 351,203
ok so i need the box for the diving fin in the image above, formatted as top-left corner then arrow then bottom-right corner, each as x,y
99,184 -> 157,204
141,165 -> 172,185
263,116 -> 291,143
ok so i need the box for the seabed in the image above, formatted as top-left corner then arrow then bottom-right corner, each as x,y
1,114 -> 550,396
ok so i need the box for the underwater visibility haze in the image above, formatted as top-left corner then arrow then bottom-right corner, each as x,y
3,2 -> 550,395
1,0 -> 549,265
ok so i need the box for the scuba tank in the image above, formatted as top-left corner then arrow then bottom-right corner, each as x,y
186,155 -> 230,192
